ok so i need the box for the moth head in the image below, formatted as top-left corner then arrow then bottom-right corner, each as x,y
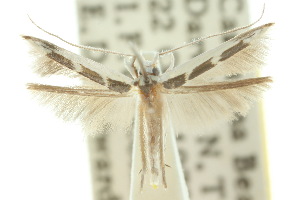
129,43 -> 161,78
141,52 -> 161,76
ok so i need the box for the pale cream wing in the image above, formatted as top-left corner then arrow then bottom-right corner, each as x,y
160,23 -> 273,88
23,36 -> 133,93
162,77 -> 272,134
28,84 -> 136,135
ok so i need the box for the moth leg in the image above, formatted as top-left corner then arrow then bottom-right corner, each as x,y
165,164 -> 172,168
138,168 -> 146,190
160,126 -> 167,188
140,169 -> 145,191
139,140 -> 147,190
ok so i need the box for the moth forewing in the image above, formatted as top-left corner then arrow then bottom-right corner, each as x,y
159,23 -> 274,88
23,35 -> 134,93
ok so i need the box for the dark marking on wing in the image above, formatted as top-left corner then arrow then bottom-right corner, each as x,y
46,51 -> 75,70
42,41 -> 59,51
233,30 -> 256,41
233,23 -> 273,42
219,41 -> 249,62
22,35 -> 32,40
162,74 -> 186,89
107,78 -> 132,93
79,64 -> 105,85
23,35 -> 58,50
179,77 -> 272,92
235,32 -> 256,41
188,58 -> 215,80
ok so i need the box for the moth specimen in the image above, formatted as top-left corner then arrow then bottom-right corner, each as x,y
24,22 -> 273,189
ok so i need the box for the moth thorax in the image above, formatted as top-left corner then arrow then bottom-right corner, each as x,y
137,76 -> 157,94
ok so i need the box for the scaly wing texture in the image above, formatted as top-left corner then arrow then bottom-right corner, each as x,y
159,23 -> 274,133
162,77 -> 272,134
28,84 -> 136,135
23,36 -> 133,93
160,23 -> 273,88
24,23 -> 273,135
24,36 -> 137,134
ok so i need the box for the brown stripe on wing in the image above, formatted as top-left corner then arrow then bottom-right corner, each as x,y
23,35 -> 77,77
162,77 -> 272,94
79,64 -> 105,85
162,74 -> 187,89
233,23 -> 274,41
46,51 -> 75,70
27,83 -> 132,97
219,41 -> 250,62
107,78 -> 132,93
188,58 -> 215,80
22,35 -> 59,51
46,51 -> 106,86
23,35 -> 121,88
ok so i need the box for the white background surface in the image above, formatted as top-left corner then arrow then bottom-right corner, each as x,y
0,0 -> 299,200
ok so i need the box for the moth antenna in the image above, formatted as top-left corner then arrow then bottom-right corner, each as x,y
159,3 -> 266,55
153,53 -> 159,65
165,53 -> 175,72
27,15 -> 134,57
